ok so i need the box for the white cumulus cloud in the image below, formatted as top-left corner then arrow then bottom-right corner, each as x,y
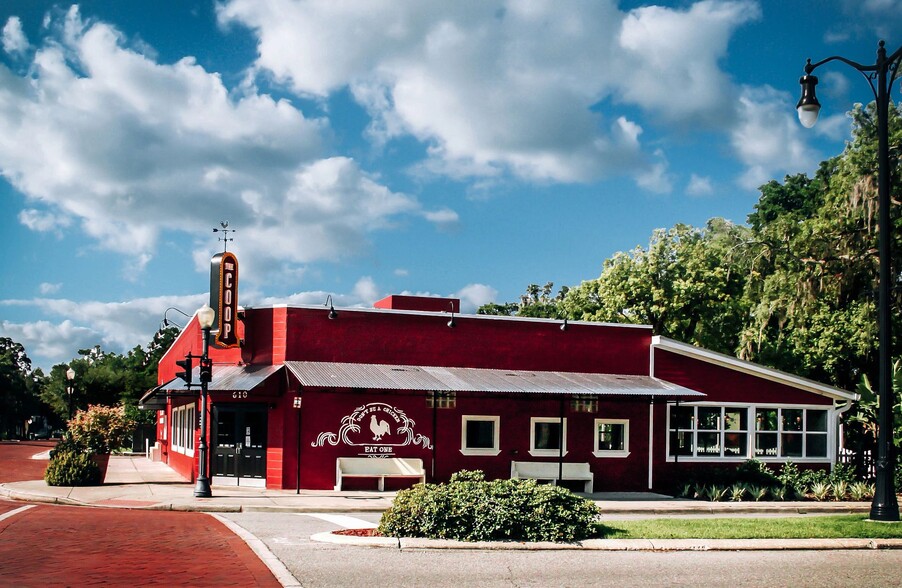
219,0 -> 766,186
0,6 -> 454,285
2,16 -> 28,55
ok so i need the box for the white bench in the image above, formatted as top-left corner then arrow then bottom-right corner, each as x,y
335,457 -> 426,491
510,461 -> 594,493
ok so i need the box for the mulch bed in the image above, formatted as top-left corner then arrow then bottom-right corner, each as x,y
332,528 -> 383,537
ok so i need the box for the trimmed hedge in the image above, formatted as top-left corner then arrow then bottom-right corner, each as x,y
377,470 -> 600,542
44,450 -> 102,486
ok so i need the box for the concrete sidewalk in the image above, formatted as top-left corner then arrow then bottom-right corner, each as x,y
0,454 -> 874,517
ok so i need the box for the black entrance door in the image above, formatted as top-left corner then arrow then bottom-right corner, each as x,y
212,404 -> 267,485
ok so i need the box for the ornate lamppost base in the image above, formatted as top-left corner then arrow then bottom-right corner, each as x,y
194,477 -> 212,498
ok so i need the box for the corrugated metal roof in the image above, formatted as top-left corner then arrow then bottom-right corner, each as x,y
284,361 -> 703,397
157,365 -> 283,392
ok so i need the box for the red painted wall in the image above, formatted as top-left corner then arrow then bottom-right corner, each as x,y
155,305 -> 843,491
374,295 -> 460,313
285,388 -> 654,491
652,349 -> 832,406
276,307 -> 652,374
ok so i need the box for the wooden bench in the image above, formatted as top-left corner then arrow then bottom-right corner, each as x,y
335,457 -> 426,491
510,461 -> 594,493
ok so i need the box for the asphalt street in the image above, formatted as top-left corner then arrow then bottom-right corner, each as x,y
223,510 -> 902,587
3,442 -> 902,587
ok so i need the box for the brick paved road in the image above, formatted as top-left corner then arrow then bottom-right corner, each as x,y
0,442 -> 282,587
0,441 -> 56,483
0,504 -> 281,587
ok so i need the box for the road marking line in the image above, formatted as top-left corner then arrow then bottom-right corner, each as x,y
0,505 -> 36,522
209,513 -> 303,588
300,513 -> 377,529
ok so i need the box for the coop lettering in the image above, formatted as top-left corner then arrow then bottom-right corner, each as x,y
210,251 -> 240,349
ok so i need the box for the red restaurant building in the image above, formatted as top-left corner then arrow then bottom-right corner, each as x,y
142,294 -> 856,493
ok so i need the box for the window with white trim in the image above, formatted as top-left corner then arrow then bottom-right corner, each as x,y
668,404 -> 830,460
594,419 -> 629,457
171,404 -> 195,456
460,415 -> 500,456
530,417 -> 567,457
755,407 -> 828,458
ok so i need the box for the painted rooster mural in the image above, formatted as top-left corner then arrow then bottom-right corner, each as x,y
370,414 -> 391,441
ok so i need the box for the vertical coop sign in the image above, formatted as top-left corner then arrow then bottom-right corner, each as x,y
210,251 -> 240,348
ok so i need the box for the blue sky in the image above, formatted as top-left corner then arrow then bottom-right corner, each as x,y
1,0 -> 900,371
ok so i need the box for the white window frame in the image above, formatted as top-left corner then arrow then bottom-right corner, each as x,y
460,415 -> 501,456
171,404 -> 195,457
753,406 -> 830,460
593,418 -> 630,458
666,402 -> 833,463
529,417 -> 567,457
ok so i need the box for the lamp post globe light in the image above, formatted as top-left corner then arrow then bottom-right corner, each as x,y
65,366 -> 76,420
797,40 -> 902,522
194,303 -> 216,498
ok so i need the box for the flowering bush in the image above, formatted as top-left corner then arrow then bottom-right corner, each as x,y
67,404 -> 136,454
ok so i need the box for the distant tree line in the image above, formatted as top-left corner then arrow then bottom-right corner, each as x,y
0,328 -> 178,440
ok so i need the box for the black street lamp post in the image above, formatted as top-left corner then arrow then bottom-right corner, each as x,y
797,40 -> 901,522
194,304 -> 216,498
65,366 -> 76,420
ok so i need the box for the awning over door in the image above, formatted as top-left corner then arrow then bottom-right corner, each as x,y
283,361 -> 704,398
139,365 -> 284,409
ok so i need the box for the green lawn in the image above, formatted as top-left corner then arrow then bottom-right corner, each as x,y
596,515 -> 902,540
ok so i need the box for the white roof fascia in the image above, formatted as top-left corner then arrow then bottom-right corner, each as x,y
243,304 -> 653,331
651,336 -> 858,402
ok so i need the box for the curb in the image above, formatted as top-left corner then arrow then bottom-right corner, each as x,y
309,533 -> 902,551
597,505 -> 872,517
211,514 -> 304,588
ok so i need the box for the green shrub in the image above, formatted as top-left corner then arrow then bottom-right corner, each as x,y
49,434 -> 87,459
849,481 -> 874,501
44,450 -> 101,486
749,485 -> 769,501
729,484 -> 747,502
831,480 -> 849,501
810,481 -> 831,501
377,470 -> 600,542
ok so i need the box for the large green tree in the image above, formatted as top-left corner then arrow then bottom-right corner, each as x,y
561,219 -> 750,355
737,103 -> 902,389
0,338 -> 44,439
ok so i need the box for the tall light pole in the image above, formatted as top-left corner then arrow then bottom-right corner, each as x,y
194,303 -> 216,498
797,40 -> 901,522
65,366 -> 76,420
